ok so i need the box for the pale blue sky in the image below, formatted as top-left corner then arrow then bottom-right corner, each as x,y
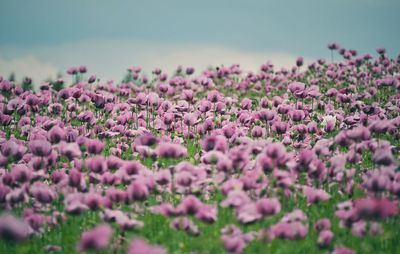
0,0 -> 399,83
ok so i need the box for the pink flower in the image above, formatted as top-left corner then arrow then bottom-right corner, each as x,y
88,75 -> 96,83
76,224 -> 113,251
155,142 -> 187,159
318,230 -> 333,248
221,225 -> 255,254
346,126 -> 370,142
240,98 -> 252,110
222,235 -> 246,254
84,192 -> 104,210
332,246 -> 356,254
0,214 -> 31,241
123,160 -> 143,175
268,221 -> 308,241
101,209 -> 143,230
236,202 -> 262,224
126,238 -> 166,254
221,191 -> 250,208
251,126 -> 265,138
256,198 -> 281,217
29,182 -> 56,204
296,56 -> 304,67
68,168 -> 83,188
288,82 -> 305,97
128,180 -> 149,201
303,186 -> 330,204
60,142 -> 82,160
1,140 -> 26,161
176,195 -> 204,215
170,217 -> 199,236
321,115 -> 336,132
29,140 -> 52,157
373,147 -> 394,166
195,204 -> 218,223
290,109 -> 305,122
151,202 -> 177,217
11,164 -> 31,183
48,126 -> 66,144
86,156 -> 107,174
353,198 -> 398,220
314,218 -> 331,232
155,169 -> 172,186
86,139 -> 104,154
351,220 -> 366,237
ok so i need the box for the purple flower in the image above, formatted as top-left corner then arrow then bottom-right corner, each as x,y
134,133 -> 159,147
353,198 -> 398,220
48,126 -> 66,144
128,180 -> 149,201
256,198 -> 281,217
201,135 -> 228,153
332,246 -> 356,254
29,182 -> 56,204
221,225 -> 255,254
290,109 -> 305,122
373,146 -> 394,166
1,140 -> 26,160
236,202 -> 262,224
176,195 -> 204,215
76,224 -> 113,251
181,89 -> 194,102
240,98 -> 252,110
369,222 -> 383,236
86,139 -> 104,154
11,164 -> 31,183
322,115 -> 336,132
351,220 -> 366,237
29,140 -> 52,157
328,43 -> 340,50
272,121 -> 288,135
303,186 -> 330,204
126,238 -> 166,254
68,168 -> 83,188
151,203 -> 177,217
67,67 -> 78,75
88,75 -> 96,83
376,47 -> 386,55
155,142 -> 187,159
296,56 -> 304,67
314,218 -> 331,232
346,126 -> 370,142
170,217 -> 199,236
207,90 -> 222,103
318,230 -> 333,248
102,209 -> 143,230
251,126 -> 264,138
221,191 -> 250,208
195,204 -> 218,223
86,156 -> 107,174
0,214 -> 31,241
288,82 -> 305,97
222,236 -> 246,254
123,160 -> 143,175
78,66 -> 87,73
268,221 -> 308,241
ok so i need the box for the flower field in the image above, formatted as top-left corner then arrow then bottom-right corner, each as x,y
0,45 -> 399,254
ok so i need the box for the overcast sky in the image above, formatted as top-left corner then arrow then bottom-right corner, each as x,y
0,0 -> 399,84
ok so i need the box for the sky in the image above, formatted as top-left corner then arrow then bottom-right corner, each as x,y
0,0 -> 399,84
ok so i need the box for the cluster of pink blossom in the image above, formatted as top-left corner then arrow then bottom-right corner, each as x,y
0,45 -> 399,253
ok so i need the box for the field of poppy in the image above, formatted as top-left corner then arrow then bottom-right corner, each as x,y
0,45 -> 399,254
